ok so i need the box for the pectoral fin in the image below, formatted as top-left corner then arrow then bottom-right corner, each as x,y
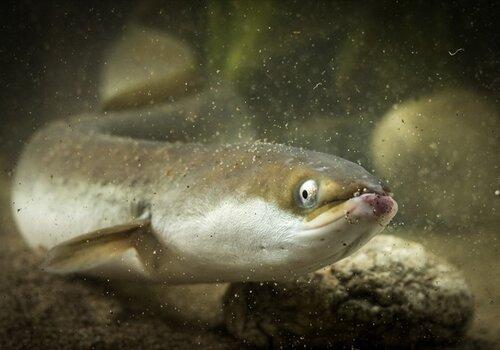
42,219 -> 150,274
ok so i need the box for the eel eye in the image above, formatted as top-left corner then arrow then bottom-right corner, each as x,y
296,179 -> 319,209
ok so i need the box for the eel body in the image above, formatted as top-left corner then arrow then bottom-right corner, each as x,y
12,91 -> 397,284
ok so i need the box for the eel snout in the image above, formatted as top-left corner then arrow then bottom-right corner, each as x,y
361,193 -> 397,218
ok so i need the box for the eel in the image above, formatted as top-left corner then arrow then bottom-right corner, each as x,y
11,89 -> 397,284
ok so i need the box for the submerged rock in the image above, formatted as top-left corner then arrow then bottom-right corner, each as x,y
224,235 -> 474,348
371,88 -> 499,229
100,25 -> 200,111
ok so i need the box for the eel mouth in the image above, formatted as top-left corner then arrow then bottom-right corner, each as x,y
290,193 -> 398,275
302,193 -> 398,231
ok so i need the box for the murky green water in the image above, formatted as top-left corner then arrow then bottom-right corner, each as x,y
0,1 -> 498,349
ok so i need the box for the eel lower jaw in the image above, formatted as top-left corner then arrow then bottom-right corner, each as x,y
301,193 -> 398,232
286,193 -> 398,275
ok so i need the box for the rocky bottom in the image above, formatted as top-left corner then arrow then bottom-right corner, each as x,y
225,236 -> 474,348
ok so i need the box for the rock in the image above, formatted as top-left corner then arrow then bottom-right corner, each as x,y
224,235 -> 474,349
370,88 -> 499,229
100,25 -> 200,111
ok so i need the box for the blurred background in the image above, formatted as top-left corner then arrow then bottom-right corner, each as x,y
0,0 -> 498,348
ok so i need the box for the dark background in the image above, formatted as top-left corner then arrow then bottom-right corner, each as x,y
1,0 -> 498,169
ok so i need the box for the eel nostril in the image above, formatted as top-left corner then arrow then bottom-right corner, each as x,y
359,182 -> 387,196
380,181 -> 392,196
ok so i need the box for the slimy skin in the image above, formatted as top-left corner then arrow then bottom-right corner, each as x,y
12,93 -> 397,284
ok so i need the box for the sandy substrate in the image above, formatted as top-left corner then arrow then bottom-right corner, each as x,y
0,231 -> 252,350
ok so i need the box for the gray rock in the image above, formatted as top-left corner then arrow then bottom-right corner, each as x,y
100,25 -> 200,111
224,235 -> 474,348
370,88 -> 499,229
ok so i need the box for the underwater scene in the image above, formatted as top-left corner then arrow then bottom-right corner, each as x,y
0,1 -> 498,349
